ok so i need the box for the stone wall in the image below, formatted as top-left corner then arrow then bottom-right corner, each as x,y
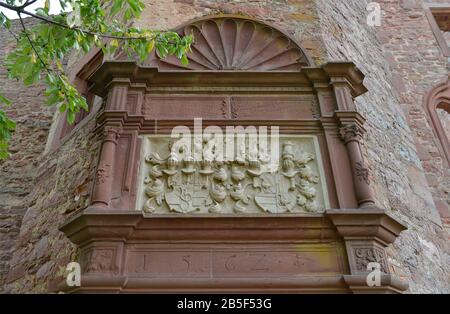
0,18 -> 54,292
1,0 -> 449,293
3,114 -> 101,293
0,19 -> 101,293
136,0 -> 328,65
379,0 -> 450,226
316,0 -> 450,293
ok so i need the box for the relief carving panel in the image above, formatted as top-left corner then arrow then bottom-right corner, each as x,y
354,248 -> 389,273
81,248 -> 115,274
136,135 -> 329,214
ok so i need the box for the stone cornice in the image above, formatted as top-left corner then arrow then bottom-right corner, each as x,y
303,62 -> 368,98
59,208 -> 339,246
343,274 -> 409,294
325,207 -> 408,247
88,61 -> 368,99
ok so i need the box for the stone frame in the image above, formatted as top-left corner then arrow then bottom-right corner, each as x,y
424,3 -> 450,58
424,76 -> 450,168
58,16 -> 408,293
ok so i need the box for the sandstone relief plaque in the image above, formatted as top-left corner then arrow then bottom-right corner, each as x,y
136,135 -> 329,214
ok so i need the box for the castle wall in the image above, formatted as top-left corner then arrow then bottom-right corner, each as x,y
316,0 -> 450,293
1,0 -> 449,293
0,18 -> 54,292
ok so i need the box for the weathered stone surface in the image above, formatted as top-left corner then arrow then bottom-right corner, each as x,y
0,18 -> 101,288
316,0 -> 450,293
0,0 -> 449,293
0,18 -> 54,292
2,114 -> 101,292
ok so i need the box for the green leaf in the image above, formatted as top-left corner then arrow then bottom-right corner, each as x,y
58,103 -> 66,113
147,39 -> 155,52
0,93 -> 12,106
0,109 -> 15,159
127,0 -> 141,14
0,12 -> 11,29
111,0 -> 124,16
110,39 -> 119,47
59,0 -> 68,10
181,54 -> 188,66
0,143 -> 11,159
156,44 -> 168,58
67,110 -> 75,124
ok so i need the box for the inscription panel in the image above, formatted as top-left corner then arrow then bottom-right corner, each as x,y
126,251 -> 211,277
231,96 -> 316,120
125,245 -> 346,277
212,249 -> 342,277
143,95 -> 316,120
144,96 -> 227,119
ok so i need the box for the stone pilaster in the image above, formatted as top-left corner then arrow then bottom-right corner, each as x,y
91,127 -> 120,207
339,121 -> 375,207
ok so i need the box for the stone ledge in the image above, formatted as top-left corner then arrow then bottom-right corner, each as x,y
343,274 -> 409,294
59,275 -> 349,293
325,206 -> 408,246
60,208 -> 340,245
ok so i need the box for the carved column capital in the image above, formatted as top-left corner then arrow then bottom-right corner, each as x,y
339,123 -> 364,144
102,127 -> 121,144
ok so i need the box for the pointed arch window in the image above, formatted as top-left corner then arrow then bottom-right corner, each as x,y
425,78 -> 450,167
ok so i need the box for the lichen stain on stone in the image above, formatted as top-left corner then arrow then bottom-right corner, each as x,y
289,13 -> 316,23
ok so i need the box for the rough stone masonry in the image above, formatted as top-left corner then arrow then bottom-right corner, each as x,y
0,0 -> 449,293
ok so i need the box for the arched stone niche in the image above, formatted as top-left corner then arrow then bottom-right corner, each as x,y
59,15 -> 407,294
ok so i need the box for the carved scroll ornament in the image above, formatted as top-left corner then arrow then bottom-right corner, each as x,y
354,248 -> 389,274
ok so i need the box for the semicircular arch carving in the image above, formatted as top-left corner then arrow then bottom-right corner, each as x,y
145,15 -> 313,71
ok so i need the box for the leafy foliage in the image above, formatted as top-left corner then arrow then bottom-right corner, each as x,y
0,0 -> 193,158
0,94 -> 15,159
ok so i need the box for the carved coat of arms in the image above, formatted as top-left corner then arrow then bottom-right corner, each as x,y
141,140 -> 322,214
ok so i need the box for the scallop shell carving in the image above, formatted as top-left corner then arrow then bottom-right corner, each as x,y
146,17 -> 310,71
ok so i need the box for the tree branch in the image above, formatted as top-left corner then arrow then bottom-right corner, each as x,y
19,0 -> 38,9
17,12 -> 50,73
0,1 -> 162,41
6,27 -> 19,42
